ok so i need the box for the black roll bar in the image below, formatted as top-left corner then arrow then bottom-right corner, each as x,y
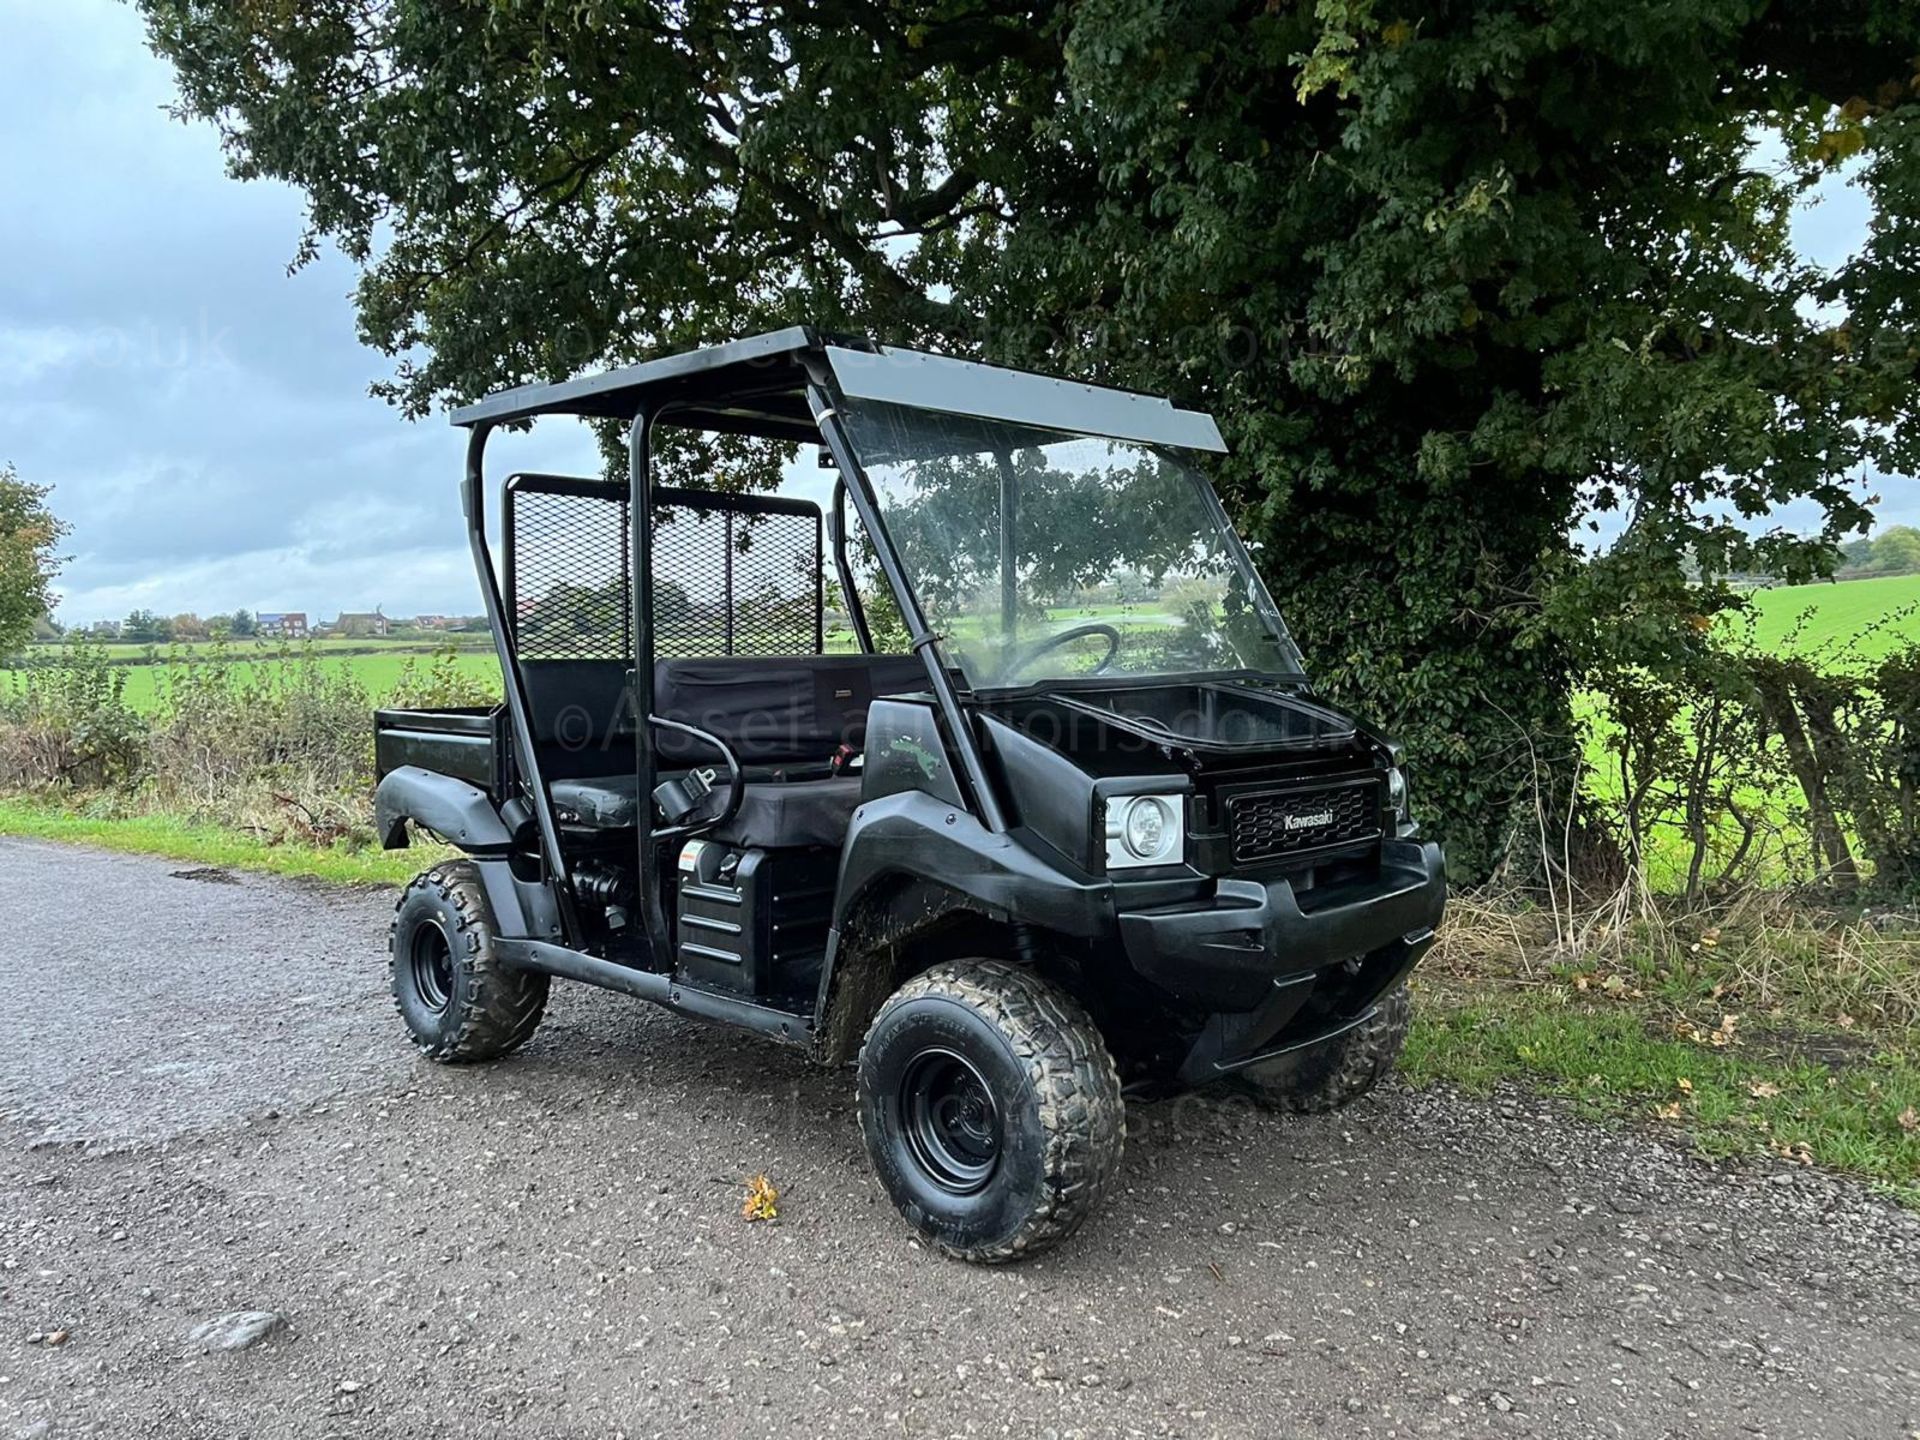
802,374 -> 1009,834
471,357 -> 1016,972
462,425 -> 582,941
995,449 -> 1019,644
628,406 -> 670,961
830,476 -> 876,654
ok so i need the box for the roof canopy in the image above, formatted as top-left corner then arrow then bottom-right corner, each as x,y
450,327 -> 1226,453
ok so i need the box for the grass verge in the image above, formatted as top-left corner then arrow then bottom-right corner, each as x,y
1408,953 -> 1920,1208
0,795 -> 429,886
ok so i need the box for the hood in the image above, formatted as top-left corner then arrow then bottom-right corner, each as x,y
981,679 -> 1383,777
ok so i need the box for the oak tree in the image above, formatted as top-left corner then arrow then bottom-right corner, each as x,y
141,0 -> 1920,875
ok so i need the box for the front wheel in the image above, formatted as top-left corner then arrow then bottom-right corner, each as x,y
1236,984 -> 1412,1113
857,960 -> 1125,1264
389,861 -> 548,1063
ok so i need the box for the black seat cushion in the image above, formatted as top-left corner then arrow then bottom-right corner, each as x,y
521,653 -> 926,777
706,776 -> 864,848
550,773 -> 646,829
548,774 -> 864,849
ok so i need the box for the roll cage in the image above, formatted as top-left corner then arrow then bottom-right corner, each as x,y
452,327 -> 1235,968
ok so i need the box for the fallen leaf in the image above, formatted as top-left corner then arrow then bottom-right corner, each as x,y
1838,1013 -> 1856,1030
1899,1107 -> 1918,1134
741,1173 -> 779,1222
1749,1081 -> 1782,1099
46,1329 -> 69,1347
1675,1077 -> 1694,1094
1654,1102 -> 1684,1121
1675,1015 -> 1739,1049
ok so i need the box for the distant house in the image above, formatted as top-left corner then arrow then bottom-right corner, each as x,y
412,614 -> 454,631
257,612 -> 309,639
333,611 -> 391,638
89,620 -> 123,639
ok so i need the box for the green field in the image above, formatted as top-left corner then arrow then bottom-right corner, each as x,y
4,639 -> 502,710
1744,572 -> 1920,662
1575,573 -> 1920,890
70,635 -> 493,662
7,574 -> 1916,712
104,650 -> 503,708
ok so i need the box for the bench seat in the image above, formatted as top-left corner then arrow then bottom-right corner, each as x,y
550,773 -> 864,849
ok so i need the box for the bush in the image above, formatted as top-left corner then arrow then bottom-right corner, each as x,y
0,641 -> 509,848
0,636 -> 147,789
146,641 -> 374,840
1583,611 -> 1920,900
387,647 -> 500,710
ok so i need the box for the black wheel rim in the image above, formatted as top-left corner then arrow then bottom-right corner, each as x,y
899,1047 -> 1001,1195
409,921 -> 454,1014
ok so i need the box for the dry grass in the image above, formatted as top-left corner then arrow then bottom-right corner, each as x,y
1413,883 -> 1920,1203
1433,878 -> 1920,1035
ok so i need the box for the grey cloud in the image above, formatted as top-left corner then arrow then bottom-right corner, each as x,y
1,0 -> 599,627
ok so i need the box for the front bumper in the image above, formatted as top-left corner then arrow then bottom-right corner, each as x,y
1115,839 -> 1446,1083
1118,839 -> 1445,1012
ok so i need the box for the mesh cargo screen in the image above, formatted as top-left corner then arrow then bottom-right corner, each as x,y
507,480 -> 822,660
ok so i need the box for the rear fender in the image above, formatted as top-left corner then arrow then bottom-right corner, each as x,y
374,765 -> 513,855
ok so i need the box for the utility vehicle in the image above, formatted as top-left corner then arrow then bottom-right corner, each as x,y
374,329 -> 1446,1262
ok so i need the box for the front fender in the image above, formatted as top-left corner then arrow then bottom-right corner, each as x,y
373,766 -> 514,855
831,790 -> 1110,942
813,790 -> 1128,1064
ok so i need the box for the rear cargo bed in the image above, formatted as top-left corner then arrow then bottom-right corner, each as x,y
374,706 -> 505,792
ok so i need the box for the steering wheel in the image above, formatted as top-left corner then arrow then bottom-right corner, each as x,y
998,622 -> 1122,683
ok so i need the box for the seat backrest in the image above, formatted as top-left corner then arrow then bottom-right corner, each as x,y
653,654 -> 924,766
520,657 -> 637,779
518,653 -> 926,778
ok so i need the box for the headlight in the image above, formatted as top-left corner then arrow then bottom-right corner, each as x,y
1386,767 -> 1410,825
1105,793 -> 1184,870
1125,797 -> 1170,857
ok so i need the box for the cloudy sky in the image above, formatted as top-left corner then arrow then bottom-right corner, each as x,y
0,1 -> 1893,628
2,0 -> 603,628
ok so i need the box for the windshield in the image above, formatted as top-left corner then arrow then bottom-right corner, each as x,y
839,400 -> 1305,689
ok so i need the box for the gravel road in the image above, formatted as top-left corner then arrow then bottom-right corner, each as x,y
1,836 -> 1916,1439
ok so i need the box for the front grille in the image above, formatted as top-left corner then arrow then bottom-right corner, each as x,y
1229,782 -> 1381,865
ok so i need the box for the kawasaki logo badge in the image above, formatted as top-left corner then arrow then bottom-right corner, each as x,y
1284,809 -> 1335,831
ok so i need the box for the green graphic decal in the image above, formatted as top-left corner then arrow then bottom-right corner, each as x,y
888,735 -> 942,781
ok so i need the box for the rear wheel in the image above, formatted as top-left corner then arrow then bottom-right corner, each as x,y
388,861 -> 548,1062
1237,984 -> 1412,1113
857,960 -> 1125,1263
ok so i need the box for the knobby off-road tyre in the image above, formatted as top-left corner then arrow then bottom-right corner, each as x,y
389,861 -> 548,1063
857,959 -> 1126,1264
1239,984 -> 1412,1114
